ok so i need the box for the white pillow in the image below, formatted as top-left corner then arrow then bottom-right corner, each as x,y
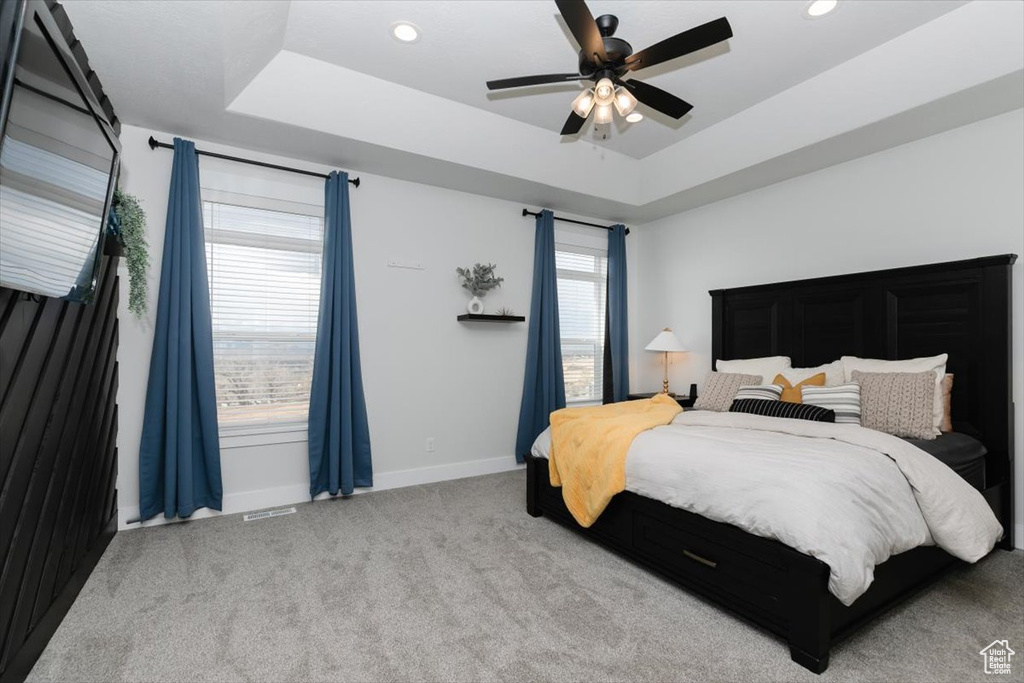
841,354 -> 947,436
716,356 -> 791,380
530,426 -> 551,459
775,360 -> 845,387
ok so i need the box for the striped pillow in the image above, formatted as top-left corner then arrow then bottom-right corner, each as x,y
729,398 -> 836,422
802,383 -> 862,425
734,384 -> 783,401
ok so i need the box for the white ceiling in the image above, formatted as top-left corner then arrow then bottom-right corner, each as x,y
61,0 -> 1023,223
282,0 -> 967,158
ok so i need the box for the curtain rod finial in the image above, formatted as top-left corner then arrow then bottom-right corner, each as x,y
351,177 -> 360,188
522,208 -> 530,217
148,135 -> 158,150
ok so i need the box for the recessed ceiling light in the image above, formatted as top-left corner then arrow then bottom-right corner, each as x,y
804,0 -> 838,18
391,21 -> 420,43
625,112 -> 643,123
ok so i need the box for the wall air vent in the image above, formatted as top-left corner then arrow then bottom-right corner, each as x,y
243,507 -> 297,522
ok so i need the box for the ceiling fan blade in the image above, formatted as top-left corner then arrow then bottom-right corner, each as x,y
560,110 -> 587,135
619,79 -> 693,119
555,0 -> 608,65
625,17 -> 732,72
486,73 -> 583,90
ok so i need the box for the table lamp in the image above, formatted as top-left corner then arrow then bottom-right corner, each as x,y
645,328 -> 688,395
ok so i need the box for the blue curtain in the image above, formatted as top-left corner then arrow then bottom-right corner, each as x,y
138,138 -> 222,521
606,224 -> 629,402
515,209 -> 565,462
308,171 -> 372,497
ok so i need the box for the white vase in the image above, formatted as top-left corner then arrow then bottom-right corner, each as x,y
467,296 -> 484,314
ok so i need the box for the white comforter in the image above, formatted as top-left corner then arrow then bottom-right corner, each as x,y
531,411 -> 1002,605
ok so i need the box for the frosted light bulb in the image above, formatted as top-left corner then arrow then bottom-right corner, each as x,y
594,78 -> 615,105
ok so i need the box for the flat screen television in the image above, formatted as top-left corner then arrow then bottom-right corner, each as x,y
0,0 -> 120,302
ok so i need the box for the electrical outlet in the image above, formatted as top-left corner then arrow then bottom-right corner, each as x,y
425,437 -> 435,452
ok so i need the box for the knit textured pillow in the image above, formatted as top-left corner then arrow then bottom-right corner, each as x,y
852,370 -> 935,440
694,372 -> 762,412
729,398 -> 836,423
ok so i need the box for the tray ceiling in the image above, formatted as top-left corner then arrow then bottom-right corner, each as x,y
61,0 -> 1022,222
283,0 -> 967,159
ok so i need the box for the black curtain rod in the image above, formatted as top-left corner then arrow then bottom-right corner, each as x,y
521,208 -> 629,235
147,136 -> 360,187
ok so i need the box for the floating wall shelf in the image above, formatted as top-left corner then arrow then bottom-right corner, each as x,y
457,314 -> 525,323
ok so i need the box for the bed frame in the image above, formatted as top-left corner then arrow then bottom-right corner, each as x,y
525,254 -> 1016,674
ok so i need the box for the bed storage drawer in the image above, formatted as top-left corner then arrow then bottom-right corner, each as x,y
632,509 -> 788,619
530,461 -> 792,623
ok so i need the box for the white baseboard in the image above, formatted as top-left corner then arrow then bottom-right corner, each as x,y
118,455 -> 523,530
118,467 -> 1024,551
363,454 -> 522,492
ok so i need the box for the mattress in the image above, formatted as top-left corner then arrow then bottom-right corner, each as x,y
902,432 -> 987,490
532,412 -> 1002,604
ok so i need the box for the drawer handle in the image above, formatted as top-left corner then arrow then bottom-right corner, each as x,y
683,549 -> 717,569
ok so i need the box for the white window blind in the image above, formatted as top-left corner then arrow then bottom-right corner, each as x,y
0,137 -> 109,298
556,244 -> 607,403
203,201 -> 323,430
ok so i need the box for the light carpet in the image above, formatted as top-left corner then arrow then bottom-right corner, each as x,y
27,470 -> 1023,682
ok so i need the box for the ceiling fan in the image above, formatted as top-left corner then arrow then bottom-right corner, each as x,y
486,0 -> 733,135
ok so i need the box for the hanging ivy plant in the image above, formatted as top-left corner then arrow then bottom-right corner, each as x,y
112,188 -> 150,318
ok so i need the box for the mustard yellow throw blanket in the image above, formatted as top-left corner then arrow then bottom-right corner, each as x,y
548,394 -> 682,527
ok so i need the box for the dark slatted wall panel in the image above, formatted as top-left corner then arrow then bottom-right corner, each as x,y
0,255 -> 119,678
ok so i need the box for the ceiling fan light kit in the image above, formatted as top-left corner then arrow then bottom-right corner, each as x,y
613,87 -> 638,116
572,89 -> 596,117
485,0 -> 733,137
594,78 -> 616,105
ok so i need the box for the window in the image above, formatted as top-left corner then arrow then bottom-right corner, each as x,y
204,201 -> 323,430
556,244 -> 607,403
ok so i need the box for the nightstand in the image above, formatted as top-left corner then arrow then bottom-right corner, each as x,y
627,392 -> 697,408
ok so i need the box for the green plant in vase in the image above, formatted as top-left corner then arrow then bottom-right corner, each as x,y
456,262 -> 504,314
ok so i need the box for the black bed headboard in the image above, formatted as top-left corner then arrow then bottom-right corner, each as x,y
710,254 -> 1016,543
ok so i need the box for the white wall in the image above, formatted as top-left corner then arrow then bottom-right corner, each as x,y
632,109 -> 1024,547
115,124 -> 629,529
115,108 -> 1021,542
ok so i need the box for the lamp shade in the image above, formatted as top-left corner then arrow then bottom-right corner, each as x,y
645,328 -> 687,353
